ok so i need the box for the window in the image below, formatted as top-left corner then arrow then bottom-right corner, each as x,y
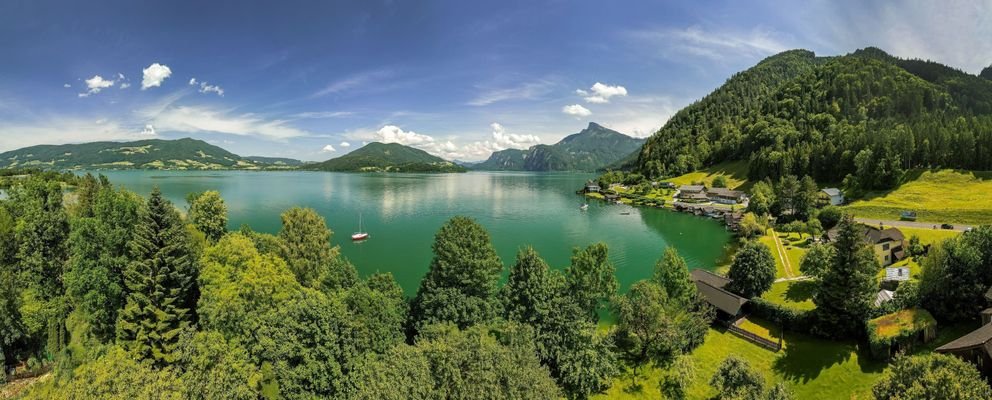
882,243 -> 890,251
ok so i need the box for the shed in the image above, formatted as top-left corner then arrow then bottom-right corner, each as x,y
884,267 -> 911,282
936,322 -> 992,377
821,188 -> 844,205
874,289 -> 896,307
867,308 -> 937,360
690,270 -> 748,320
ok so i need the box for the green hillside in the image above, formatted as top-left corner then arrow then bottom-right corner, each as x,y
0,138 -> 299,170
634,47 -> 992,192
476,122 -> 644,171
306,142 -> 467,172
244,156 -> 306,166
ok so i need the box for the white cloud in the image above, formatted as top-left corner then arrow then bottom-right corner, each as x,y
579,82 -> 628,103
321,144 -> 336,152
189,77 -> 224,96
373,125 -> 436,147
140,124 -> 156,136
459,123 -> 543,160
145,105 -> 308,140
63,83 -> 71,88
344,125 -> 465,159
562,104 -> 592,117
340,141 -> 351,147
468,80 -> 555,106
78,75 -> 115,97
119,82 -> 131,89
141,63 -> 172,89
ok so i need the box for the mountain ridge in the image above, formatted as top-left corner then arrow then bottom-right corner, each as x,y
0,137 -> 301,170
305,142 -> 467,173
475,122 -> 644,171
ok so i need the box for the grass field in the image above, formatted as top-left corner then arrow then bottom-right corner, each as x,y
663,161 -> 750,191
597,324 -> 885,400
762,280 -> 816,311
890,226 -> 960,246
845,169 -> 992,225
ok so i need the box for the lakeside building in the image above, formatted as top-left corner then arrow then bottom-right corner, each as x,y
584,180 -> 600,193
690,269 -> 748,322
707,187 -> 747,204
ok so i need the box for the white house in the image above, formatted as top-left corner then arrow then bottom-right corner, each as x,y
822,188 -> 844,206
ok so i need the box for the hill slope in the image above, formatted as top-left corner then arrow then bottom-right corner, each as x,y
476,122 -> 644,171
306,142 -> 467,172
634,47 -> 992,191
0,138 -> 300,170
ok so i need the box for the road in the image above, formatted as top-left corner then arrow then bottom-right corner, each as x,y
853,217 -> 972,232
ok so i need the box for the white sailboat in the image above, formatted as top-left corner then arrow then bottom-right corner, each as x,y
351,213 -> 369,241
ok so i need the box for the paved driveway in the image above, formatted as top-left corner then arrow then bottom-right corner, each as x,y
853,217 -> 972,232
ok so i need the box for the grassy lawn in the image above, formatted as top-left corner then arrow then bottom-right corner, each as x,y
893,226 -> 960,246
845,169 -> 992,225
759,233 -> 789,279
597,325 -> 885,400
762,280 -> 817,311
663,161 -> 750,191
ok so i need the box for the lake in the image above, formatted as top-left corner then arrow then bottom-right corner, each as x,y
93,170 -> 733,294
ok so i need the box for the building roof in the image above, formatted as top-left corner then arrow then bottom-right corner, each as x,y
821,188 -> 843,197
707,188 -> 744,198
826,225 -> 905,245
874,289 -> 895,307
691,269 -> 730,288
679,185 -> 705,193
884,267 -> 911,282
936,323 -> 992,353
678,192 -> 709,200
694,280 -> 748,315
690,270 -> 747,315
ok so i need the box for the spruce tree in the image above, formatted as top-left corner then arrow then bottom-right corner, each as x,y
813,215 -> 879,338
409,216 -> 503,333
117,187 -> 196,366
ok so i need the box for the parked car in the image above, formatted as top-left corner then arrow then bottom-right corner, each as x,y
941,223 -> 954,230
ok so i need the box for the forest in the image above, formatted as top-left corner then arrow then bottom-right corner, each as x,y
3,173 -> 992,399
635,48 -> 992,191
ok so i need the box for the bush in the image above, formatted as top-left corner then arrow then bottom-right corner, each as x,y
865,308 -> 937,360
745,298 -> 813,335
816,206 -> 842,230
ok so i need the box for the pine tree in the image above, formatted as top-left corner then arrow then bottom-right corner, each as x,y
813,215 -> 879,338
117,187 -> 197,366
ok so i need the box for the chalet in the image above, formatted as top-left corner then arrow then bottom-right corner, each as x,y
690,270 -> 748,321
821,188 -> 844,205
584,180 -> 600,193
676,185 -> 709,202
707,187 -> 747,205
828,225 -> 906,266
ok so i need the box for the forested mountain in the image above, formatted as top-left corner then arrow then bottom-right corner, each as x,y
475,122 -> 644,171
981,64 -> 992,81
0,138 -> 301,170
305,142 -> 467,172
635,47 -> 992,191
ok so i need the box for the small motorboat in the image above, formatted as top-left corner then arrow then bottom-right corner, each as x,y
620,211 -> 631,215
579,203 -> 589,211
352,213 -> 369,241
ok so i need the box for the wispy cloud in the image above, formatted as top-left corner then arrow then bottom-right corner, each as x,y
0,117 -> 148,151
312,69 -> 393,97
468,80 -> 556,106
291,111 -> 354,119
144,105 -> 309,140
628,25 -> 792,62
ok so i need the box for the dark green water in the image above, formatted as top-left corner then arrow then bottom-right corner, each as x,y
94,170 -> 732,294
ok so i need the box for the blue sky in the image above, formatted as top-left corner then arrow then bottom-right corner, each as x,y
1,0 -> 990,161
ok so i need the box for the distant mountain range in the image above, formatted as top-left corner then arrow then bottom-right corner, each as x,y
474,122 -> 644,171
0,138 -> 302,170
304,142 -> 467,173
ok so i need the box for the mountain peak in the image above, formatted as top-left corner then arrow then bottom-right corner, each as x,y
586,122 -> 604,130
